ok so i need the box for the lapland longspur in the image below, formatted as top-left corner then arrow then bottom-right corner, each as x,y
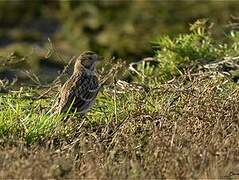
54,51 -> 100,115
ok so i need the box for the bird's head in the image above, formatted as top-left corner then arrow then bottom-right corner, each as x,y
74,51 -> 100,73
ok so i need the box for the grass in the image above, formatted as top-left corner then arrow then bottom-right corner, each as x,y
0,20 -> 239,178
0,73 -> 238,179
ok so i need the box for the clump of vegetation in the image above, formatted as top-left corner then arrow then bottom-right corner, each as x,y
133,20 -> 239,84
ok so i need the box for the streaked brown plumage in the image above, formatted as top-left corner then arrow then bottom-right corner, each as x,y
54,51 -> 100,115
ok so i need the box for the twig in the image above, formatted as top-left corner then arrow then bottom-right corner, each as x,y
170,122 -> 177,150
129,57 -> 156,78
113,79 -> 118,123
99,60 -> 125,87
52,56 -> 76,85
100,115 -> 130,144
36,84 -> 59,100
23,70 -> 41,85
35,56 -> 76,99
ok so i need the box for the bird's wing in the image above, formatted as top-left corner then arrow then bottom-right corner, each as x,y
57,72 -> 99,113
56,76 -> 77,113
76,74 -> 99,101
73,73 -> 99,112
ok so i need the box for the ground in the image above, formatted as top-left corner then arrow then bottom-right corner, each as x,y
0,74 -> 238,179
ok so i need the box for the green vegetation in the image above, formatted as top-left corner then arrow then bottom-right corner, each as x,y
0,74 -> 238,179
0,20 -> 239,178
133,20 -> 239,85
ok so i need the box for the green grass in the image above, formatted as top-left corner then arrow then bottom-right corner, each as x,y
0,20 -> 239,178
0,74 -> 238,179
152,20 -> 239,82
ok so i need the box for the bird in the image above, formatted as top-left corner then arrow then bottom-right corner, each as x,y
53,51 -> 100,115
